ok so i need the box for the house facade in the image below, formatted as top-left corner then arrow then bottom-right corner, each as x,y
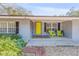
0,16 -> 79,46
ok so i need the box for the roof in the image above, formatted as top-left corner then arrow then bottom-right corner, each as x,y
0,15 -> 79,21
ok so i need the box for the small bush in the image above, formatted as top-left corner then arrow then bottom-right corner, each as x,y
0,34 -> 26,56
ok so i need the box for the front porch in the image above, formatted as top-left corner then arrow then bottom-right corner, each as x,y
28,18 -> 74,46
31,20 -> 63,38
30,19 -> 72,39
26,37 -> 79,46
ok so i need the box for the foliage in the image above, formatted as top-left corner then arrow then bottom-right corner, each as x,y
0,34 -> 26,56
0,3 -> 32,15
57,30 -> 63,37
66,7 -> 79,16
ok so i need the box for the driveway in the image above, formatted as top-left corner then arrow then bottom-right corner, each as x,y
45,46 -> 79,56
22,46 -> 79,56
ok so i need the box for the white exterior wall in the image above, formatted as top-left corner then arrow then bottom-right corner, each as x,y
19,20 -> 31,41
72,20 -> 79,41
1,17 -> 79,42
62,21 -> 72,39
0,19 -> 31,41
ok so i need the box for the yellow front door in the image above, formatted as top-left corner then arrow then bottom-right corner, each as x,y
35,21 -> 42,35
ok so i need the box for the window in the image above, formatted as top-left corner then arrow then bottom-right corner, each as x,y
8,22 -> 16,34
0,22 -> 16,34
0,22 -> 7,33
44,23 -> 58,32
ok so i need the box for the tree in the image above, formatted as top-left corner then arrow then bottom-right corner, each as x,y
66,7 -> 79,16
0,4 -> 32,15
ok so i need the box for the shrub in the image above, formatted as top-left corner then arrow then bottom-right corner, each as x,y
0,34 -> 26,56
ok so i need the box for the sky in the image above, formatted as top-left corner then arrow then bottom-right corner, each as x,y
16,3 -> 79,16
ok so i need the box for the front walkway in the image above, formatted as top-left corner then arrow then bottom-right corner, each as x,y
26,37 -> 79,46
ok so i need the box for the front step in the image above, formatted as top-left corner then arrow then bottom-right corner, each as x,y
26,39 -> 76,46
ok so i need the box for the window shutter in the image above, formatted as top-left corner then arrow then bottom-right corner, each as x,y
16,22 -> 19,34
58,23 -> 60,30
44,23 -> 46,32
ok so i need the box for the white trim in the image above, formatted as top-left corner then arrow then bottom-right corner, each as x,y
7,22 -> 8,33
0,16 -> 79,21
26,16 -> 79,21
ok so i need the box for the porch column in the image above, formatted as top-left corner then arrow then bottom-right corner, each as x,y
19,20 -> 31,41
